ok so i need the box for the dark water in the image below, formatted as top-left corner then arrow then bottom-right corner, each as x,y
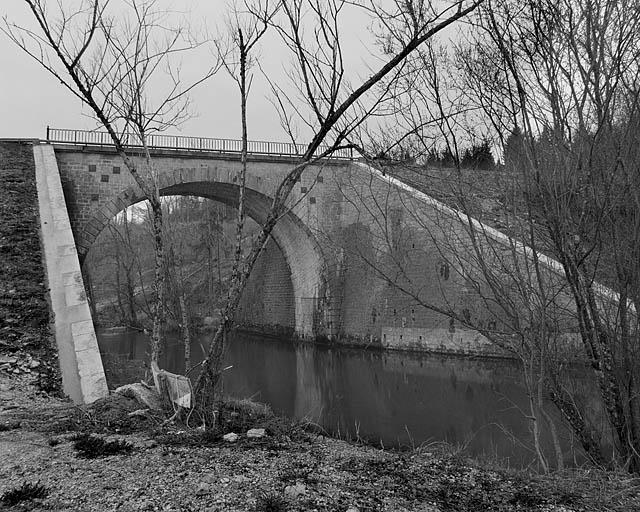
97,329 -> 585,468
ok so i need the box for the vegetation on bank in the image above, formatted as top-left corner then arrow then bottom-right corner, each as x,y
84,197 -> 241,332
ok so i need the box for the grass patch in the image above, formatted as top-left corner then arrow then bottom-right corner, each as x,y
72,433 -> 134,458
1,481 -> 48,506
219,398 -> 273,434
0,420 -> 21,432
156,397 -> 310,450
254,491 -> 288,512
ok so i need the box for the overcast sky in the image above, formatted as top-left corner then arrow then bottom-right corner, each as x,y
0,1 -> 378,142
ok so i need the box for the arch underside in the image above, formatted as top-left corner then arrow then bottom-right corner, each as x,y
80,180 -> 329,338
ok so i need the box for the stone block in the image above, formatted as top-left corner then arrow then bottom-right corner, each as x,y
71,319 -> 94,337
74,334 -> 98,357
56,244 -> 77,257
62,271 -> 82,287
64,280 -> 86,307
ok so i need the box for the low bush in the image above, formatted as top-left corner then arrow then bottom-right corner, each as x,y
72,433 -> 134,458
254,491 -> 288,512
1,481 -> 49,506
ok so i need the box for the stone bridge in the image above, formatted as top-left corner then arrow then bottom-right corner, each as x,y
33,131 -> 591,404
45,130 -> 520,355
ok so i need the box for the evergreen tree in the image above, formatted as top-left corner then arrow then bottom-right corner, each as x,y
461,139 -> 494,169
502,126 -> 525,170
440,146 -> 458,167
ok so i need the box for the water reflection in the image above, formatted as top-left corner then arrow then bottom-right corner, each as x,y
97,329 -> 581,468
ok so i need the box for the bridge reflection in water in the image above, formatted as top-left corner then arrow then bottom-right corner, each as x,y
97,329 -> 589,468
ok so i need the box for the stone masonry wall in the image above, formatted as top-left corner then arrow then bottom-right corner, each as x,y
306,161 -> 499,352
54,145 -> 530,355
237,237 -> 295,334
54,146 -> 344,339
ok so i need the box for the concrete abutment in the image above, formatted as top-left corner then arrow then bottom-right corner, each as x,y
33,144 -> 108,404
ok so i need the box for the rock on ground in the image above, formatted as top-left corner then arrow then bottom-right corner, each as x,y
114,383 -> 163,411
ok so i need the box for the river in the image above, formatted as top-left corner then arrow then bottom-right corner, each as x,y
97,329 -> 587,468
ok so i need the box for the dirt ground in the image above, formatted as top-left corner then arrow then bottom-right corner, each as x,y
1,140 -> 639,511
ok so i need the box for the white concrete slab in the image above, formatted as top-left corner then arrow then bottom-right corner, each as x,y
33,143 -> 108,404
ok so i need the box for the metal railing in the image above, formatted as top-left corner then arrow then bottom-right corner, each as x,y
46,126 -> 354,160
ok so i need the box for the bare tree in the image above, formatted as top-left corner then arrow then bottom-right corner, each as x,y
193,0 -> 484,424
345,0 -> 640,472
200,0 -> 280,398
163,197 -> 194,372
469,0 -> 640,474
4,0 -> 219,367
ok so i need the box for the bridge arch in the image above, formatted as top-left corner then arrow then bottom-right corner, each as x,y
77,177 -> 332,339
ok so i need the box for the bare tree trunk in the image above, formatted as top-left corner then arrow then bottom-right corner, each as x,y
125,267 -> 138,327
148,196 -> 165,365
547,380 -> 606,467
217,225 -> 222,288
527,360 -> 549,473
122,212 -> 138,327
83,267 -> 97,321
179,293 -> 191,372
206,27 -> 251,407
540,402 -> 564,471
112,225 -> 126,325
207,245 -> 214,300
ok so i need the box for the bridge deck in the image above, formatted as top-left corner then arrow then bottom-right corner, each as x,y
46,127 -> 354,160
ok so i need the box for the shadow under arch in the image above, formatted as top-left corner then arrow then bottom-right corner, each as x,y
78,180 -> 332,338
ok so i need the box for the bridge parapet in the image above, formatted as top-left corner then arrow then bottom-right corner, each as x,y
46,127 -> 355,160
